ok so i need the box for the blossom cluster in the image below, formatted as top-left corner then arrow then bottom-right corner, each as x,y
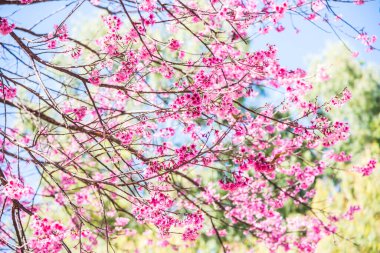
29,216 -> 68,253
355,159 -> 377,176
0,82 -> 17,100
1,177 -> 33,201
0,18 -> 15,36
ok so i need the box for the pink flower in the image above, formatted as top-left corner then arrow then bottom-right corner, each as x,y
88,70 -> 101,85
90,0 -> 100,5
354,0 -> 364,5
276,25 -> 285,32
63,105 -> 87,122
2,177 -> 32,201
71,47 -> 82,59
352,51 -> 359,58
115,217 -> 130,227
0,18 -> 15,36
312,0 -> 325,12
219,173 -> 247,191
355,159 -> 377,176
356,33 -> 376,49
102,15 -> 122,32
330,88 -> 352,107
329,151 -> 352,162
343,205 -> 361,220
20,0 -> 34,4
168,39 -> 181,51
73,106 -> 87,121
139,0 -> 157,12
53,24 -> 68,41
318,67 -> 330,81
0,82 -> 17,100
29,216 -> 67,253
47,39 -> 57,49
182,228 -> 199,241
116,131 -> 134,145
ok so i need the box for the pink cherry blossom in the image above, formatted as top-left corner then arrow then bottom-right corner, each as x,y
355,159 -> 377,176
0,18 -> 15,36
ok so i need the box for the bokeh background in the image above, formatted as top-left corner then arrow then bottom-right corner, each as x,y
1,1 -> 379,252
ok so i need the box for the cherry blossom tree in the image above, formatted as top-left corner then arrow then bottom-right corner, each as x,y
0,0 -> 378,252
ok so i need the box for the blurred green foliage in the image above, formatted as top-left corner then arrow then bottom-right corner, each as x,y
309,44 -> 380,253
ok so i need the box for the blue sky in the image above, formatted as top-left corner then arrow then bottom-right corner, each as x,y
251,1 -> 380,68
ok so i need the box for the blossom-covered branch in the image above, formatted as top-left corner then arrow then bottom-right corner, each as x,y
0,0 -> 377,252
